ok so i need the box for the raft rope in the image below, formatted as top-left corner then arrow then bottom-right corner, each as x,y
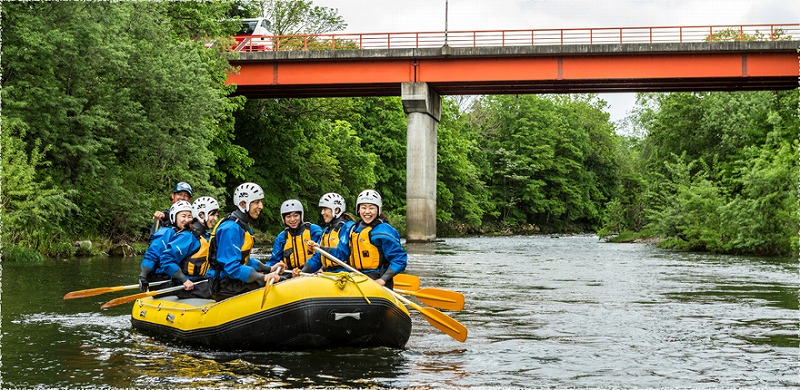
134,271 -> 377,314
138,299 -> 212,314
337,272 -> 371,305
307,271 -> 372,304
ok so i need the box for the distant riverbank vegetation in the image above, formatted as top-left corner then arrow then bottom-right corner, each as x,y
2,1 -> 797,260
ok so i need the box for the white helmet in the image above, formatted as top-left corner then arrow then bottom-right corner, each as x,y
169,200 -> 193,224
192,196 -> 219,224
356,189 -> 382,215
318,193 -> 346,218
234,182 -> 264,213
280,199 -> 304,222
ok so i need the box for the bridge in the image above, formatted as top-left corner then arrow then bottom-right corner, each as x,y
224,23 -> 800,241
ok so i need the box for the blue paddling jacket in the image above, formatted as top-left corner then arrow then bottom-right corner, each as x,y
324,220 -> 407,283
141,226 -> 177,272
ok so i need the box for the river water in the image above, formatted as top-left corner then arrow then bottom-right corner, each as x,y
1,235 -> 797,388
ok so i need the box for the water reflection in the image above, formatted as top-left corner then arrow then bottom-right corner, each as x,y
127,345 -> 411,388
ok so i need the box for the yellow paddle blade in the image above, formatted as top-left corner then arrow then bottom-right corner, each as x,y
64,284 -> 137,300
394,274 -> 420,291
415,305 -> 468,342
396,288 -> 465,311
260,278 -> 275,309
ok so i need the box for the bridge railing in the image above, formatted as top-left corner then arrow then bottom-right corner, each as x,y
250,24 -> 799,52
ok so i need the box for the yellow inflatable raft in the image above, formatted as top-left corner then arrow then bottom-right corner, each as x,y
130,272 -> 412,350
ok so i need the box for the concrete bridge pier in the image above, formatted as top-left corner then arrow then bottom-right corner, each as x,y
401,82 -> 441,242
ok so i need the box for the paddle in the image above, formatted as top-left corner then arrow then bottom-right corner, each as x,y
100,280 -> 208,309
260,265 -> 283,309
395,288 -> 464,311
64,280 -> 170,300
314,247 -> 467,343
393,273 -> 420,291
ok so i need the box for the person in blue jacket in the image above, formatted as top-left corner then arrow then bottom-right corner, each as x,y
209,182 -> 282,301
157,196 -> 220,299
267,199 -> 323,275
138,200 -> 193,292
307,189 -> 407,289
295,192 -> 355,275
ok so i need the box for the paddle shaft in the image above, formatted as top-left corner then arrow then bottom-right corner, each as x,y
314,247 -> 467,342
100,280 -> 207,309
64,279 -> 170,300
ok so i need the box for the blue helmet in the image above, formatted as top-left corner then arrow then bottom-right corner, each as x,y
172,182 -> 193,196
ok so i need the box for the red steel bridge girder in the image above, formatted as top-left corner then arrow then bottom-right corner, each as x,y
227,42 -> 800,98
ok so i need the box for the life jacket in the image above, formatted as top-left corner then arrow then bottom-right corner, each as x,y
208,212 -> 254,288
181,230 -> 212,277
320,220 -> 347,269
283,222 -> 312,269
348,222 -> 387,271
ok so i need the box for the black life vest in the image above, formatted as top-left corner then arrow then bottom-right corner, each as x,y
181,229 -> 212,277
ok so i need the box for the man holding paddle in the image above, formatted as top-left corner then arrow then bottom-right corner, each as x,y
208,182 -> 283,301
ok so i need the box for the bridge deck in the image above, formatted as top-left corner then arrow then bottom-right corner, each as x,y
228,41 -> 799,98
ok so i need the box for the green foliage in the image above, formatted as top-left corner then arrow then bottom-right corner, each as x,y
232,98 -> 379,233
263,0 -> 346,35
720,137 -> 799,256
708,27 -> 790,42
1,244 -> 45,263
645,154 -> 728,251
1,118 -> 76,256
2,2 -> 245,249
627,90 -> 800,256
471,94 -> 618,232
437,98 -> 489,232
343,97 -> 409,214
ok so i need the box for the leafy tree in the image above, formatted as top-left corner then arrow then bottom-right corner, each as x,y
2,2 -> 247,249
629,89 -> 799,255
232,98 -> 379,233
259,0 -> 346,35
341,97 -> 409,215
720,134 -> 799,256
471,94 -> 618,232
1,118 -> 76,257
437,98 -> 489,233
598,135 -> 647,236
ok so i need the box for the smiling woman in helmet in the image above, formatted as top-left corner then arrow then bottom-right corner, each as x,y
267,199 -> 323,274
138,200 -> 194,292
308,189 -> 407,288
155,196 -> 220,299
293,193 -> 355,275
207,183 -> 283,301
